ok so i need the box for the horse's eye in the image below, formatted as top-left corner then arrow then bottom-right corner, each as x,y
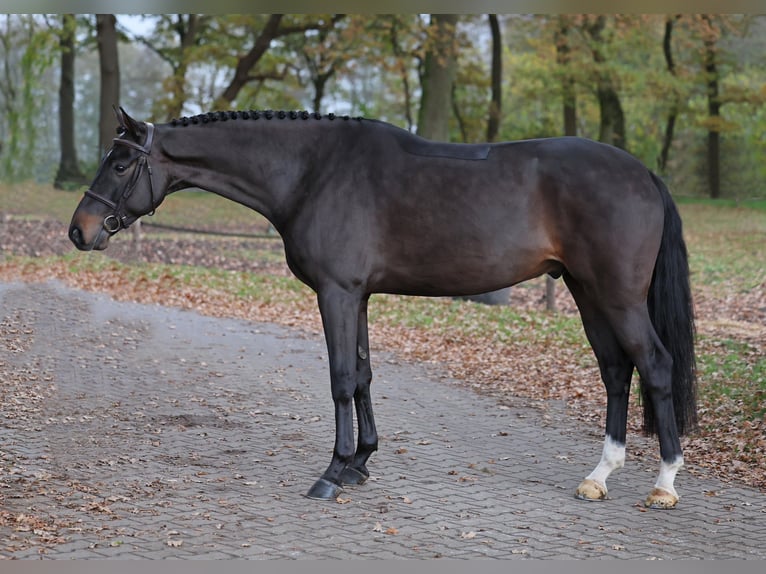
114,164 -> 127,174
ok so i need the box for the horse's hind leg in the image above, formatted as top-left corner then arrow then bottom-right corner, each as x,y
594,299 -> 684,509
340,296 -> 379,486
602,305 -> 683,508
566,275 -> 634,501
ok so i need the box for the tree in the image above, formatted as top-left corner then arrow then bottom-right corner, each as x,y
132,14 -> 210,120
0,15 -> 57,181
417,14 -> 458,141
214,14 -> 344,109
582,15 -> 626,150
96,14 -> 119,157
556,16 -> 577,139
486,14 -> 502,143
701,14 -> 721,199
54,13 -> 86,189
658,14 -> 681,174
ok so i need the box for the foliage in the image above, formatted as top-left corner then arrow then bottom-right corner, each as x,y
0,15 -> 58,181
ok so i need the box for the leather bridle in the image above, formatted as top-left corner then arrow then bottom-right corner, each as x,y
84,122 -> 158,233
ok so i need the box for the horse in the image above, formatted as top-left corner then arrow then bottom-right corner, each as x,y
69,107 -> 696,509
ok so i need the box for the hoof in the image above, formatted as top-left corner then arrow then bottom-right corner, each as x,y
305,478 -> 343,501
340,466 -> 369,486
644,488 -> 678,509
575,478 -> 608,501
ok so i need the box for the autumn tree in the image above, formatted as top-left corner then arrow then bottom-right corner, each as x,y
555,16 -> 577,139
581,15 -> 626,150
214,14 -> 344,109
0,15 -> 57,181
132,14 -> 212,120
417,14 -> 458,141
486,14 -> 502,143
96,14 -> 119,157
700,14 -> 722,198
54,13 -> 86,189
658,14 -> 682,174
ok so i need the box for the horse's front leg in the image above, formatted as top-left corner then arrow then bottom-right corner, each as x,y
305,286 -> 363,500
340,295 -> 378,486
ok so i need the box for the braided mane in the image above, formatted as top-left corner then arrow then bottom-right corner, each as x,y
169,110 -> 364,127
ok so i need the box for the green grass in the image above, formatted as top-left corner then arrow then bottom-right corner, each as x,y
697,336 -> 766,421
675,196 -> 766,212
679,203 -> 766,292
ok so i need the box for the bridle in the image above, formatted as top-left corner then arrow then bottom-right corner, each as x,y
84,122 -> 158,233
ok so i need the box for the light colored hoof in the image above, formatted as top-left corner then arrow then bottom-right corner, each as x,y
644,488 -> 678,509
575,478 -> 608,501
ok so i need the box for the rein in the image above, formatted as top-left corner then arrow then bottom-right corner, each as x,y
84,122 -> 157,233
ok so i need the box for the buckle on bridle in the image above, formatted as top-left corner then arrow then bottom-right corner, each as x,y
102,214 -> 122,233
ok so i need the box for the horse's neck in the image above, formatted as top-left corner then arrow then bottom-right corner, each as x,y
163,123 -> 315,229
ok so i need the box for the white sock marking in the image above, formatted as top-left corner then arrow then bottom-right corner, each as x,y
654,456 -> 684,497
585,436 -> 626,487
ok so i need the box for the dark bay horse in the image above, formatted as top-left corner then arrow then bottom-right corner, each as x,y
69,107 -> 696,509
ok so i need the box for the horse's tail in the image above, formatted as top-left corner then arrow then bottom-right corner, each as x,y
643,172 -> 698,436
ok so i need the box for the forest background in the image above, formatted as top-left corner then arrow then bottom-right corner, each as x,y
1,13 -> 766,201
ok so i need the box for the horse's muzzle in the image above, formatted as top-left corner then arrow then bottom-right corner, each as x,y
68,223 -> 109,251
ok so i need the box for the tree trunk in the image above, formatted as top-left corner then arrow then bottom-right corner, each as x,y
54,13 -> 85,189
389,17 -> 414,131
703,15 -> 721,199
96,14 -> 120,157
585,16 -> 626,150
658,15 -> 681,173
486,14 -> 502,143
556,17 -> 577,138
417,14 -> 458,141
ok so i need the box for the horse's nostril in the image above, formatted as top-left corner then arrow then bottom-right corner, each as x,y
69,226 -> 83,247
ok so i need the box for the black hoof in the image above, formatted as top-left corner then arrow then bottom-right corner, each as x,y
340,466 -> 369,486
305,478 -> 343,500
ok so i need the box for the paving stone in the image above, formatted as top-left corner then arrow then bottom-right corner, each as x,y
1,280 -> 765,560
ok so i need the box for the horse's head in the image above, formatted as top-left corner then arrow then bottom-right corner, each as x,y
69,107 -> 164,251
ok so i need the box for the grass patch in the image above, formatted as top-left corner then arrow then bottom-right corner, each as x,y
697,336 -> 766,422
675,196 -> 766,212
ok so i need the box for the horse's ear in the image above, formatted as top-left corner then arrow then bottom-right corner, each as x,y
113,105 -> 142,138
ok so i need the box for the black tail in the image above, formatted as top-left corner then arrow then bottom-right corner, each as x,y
643,172 -> 697,436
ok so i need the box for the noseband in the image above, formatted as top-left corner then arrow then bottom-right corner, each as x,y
84,122 -> 157,233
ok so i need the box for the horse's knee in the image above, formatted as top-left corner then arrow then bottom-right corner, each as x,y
330,374 -> 356,403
